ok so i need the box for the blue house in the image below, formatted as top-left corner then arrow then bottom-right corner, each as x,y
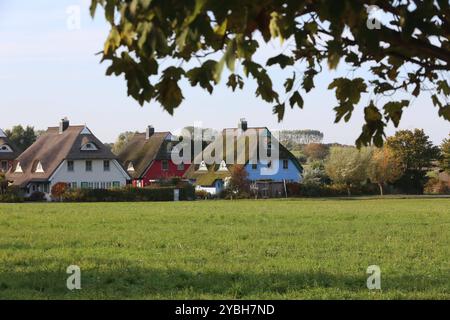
184,119 -> 303,196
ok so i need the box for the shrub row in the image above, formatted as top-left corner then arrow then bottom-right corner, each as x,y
61,185 -> 195,202
286,182 -> 379,197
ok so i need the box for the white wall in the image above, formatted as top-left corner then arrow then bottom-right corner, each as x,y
50,159 -> 128,189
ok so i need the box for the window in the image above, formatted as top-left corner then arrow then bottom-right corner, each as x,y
43,184 -> 49,193
81,182 -> 88,189
252,163 -> 257,170
162,160 -> 169,171
1,161 -> 7,172
283,159 -> 289,169
177,163 -> 184,171
85,160 -> 92,172
67,161 -> 74,172
113,181 -> 120,188
104,160 -> 110,172
70,182 -> 77,189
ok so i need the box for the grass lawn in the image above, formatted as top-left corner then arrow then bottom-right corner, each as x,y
0,198 -> 449,299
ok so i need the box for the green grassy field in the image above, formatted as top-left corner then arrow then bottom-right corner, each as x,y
0,198 -> 449,299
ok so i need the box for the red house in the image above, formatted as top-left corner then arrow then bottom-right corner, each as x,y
0,128 -> 21,174
118,126 -> 188,187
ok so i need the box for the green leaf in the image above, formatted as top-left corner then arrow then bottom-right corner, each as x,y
273,103 -> 285,122
105,0 -> 115,23
155,78 -> 184,114
266,54 -> 294,69
383,100 -> 409,127
227,74 -> 244,92
289,91 -> 304,109
284,73 -> 296,93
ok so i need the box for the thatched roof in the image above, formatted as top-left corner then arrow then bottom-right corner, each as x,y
184,127 -> 302,186
7,125 -> 117,187
117,132 -> 171,179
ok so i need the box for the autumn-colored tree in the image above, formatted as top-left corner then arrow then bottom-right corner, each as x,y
227,165 -> 250,197
91,0 -> 449,147
51,182 -> 69,201
303,143 -> 329,161
368,147 -> 404,196
325,146 -> 372,195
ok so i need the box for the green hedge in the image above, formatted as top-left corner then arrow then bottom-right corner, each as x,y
62,185 -> 195,202
286,182 -> 379,197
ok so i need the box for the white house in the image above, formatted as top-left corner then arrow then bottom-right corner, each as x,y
7,118 -> 130,199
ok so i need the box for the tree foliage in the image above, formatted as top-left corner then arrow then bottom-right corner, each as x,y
386,129 -> 440,194
227,165 -> 250,196
91,0 -> 450,146
368,146 -> 404,195
51,182 -> 69,201
111,131 -> 138,155
303,143 -> 329,161
5,125 -> 37,151
440,134 -> 450,173
325,146 -> 372,195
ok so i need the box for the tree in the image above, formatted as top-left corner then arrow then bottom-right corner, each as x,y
111,131 -> 138,155
386,129 -> 440,194
90,0 -> 450,147
51,182 -> 69,201
303,143 -> 329,161
302,160 -> 330,186
440,134 -> 450,173
279,130 -> 324,144
325,146 -> 372,195
227,165 -> 250,197
5,125 -> 37,151
368,147 -> 404,196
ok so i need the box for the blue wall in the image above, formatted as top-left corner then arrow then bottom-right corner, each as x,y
244,159 -> 302,182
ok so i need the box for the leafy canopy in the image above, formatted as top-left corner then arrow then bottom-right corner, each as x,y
91,0 -> 450,146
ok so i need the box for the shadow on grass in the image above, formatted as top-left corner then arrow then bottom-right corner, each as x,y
0,264 -> 448,299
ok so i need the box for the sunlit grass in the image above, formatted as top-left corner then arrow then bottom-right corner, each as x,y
0,198 -> 448,299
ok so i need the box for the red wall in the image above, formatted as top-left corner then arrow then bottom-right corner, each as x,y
135,160 -> 188,187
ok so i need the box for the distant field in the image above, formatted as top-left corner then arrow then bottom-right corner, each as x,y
0,199 -> 449,299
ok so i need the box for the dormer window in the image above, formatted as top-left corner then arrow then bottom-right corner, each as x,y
35,161 -> 44,173
127,162 -> 135,172
14,162 -> 23,173
0,144 -> 12,153
218,160 -> 228,172
197,160 -> 208,172
81,142 -> 98,151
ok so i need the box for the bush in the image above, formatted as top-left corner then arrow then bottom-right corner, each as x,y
0,193 -> 24,203
27,191 -> 46,202
62,185 -> 195,202
51,182 -> 69,201
424,178 -> 450,195
286,182 -> 379,197
195,190 -> 210,199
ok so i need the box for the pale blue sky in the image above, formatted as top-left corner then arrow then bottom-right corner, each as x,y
1,0 -> 448,144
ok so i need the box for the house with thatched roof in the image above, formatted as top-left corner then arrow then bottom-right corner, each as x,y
0,128 -> 21,173
118,126 -> 188,187
184,119 -> 303,195
6,118 -> 130,199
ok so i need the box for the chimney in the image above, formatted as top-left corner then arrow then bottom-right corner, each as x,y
146,125 -> 155,140
238,118 -> 248,132
59,117 -> 69,134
